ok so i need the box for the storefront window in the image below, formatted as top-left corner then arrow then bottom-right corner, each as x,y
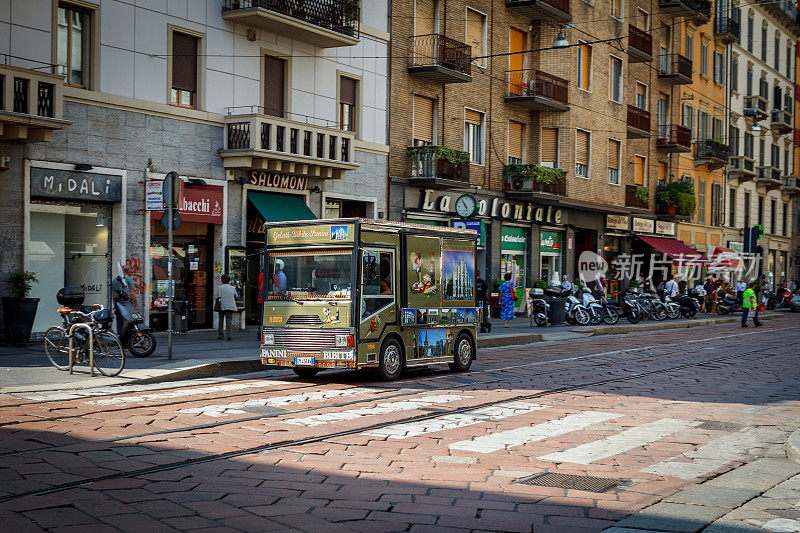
500,226 -> 527,308
540,230 -> 564,286
29,202 -> 111,332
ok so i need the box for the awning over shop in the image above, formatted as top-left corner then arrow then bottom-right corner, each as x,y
636,235 -> 708,265
708,246 -> 744,271
248,191 -> 316,222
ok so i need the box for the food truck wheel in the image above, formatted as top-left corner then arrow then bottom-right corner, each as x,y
292,368 -> 320,378
377,338 -> 403,381
449,333 -> 474,372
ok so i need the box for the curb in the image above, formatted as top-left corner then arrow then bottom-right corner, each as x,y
477,333 -> 543,348
583,312 -> 782,336
787,429 -> 800,465
132,359 -> 265,385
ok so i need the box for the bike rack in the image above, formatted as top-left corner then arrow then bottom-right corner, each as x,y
68,323 -> 94,376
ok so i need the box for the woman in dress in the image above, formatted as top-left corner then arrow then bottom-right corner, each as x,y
498,272 -> 515,328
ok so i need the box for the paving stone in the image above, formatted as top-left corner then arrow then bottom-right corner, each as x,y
664,484 -> 762,508
613,502 -> 730,532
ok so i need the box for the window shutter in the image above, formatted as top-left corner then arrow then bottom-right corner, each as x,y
263,55 -> 285,118
635,156 -> 645,185
172,32 -> 198,92
465,108 -> 482,125
608,140 -> 620,170
414,0 -> 435,35
413,94 -> 435,143
508,121 -> 524,160
541,127 -> 558,164
576,130 -> 589,165
466,9 -> 484,61
340,77 -> 357,106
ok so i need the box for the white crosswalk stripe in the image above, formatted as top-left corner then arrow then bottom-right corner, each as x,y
641,427 -> 785,479
365,402 -> 550,440
178,387 -> 385,417
281,394 -> 473,427
449,411 -> 623,454
83,380 -> 295,406
538,418 -> 701,465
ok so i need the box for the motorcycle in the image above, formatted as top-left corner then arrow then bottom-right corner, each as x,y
114,290 -> 156,357
777,287 -> 793,309
634,290 -> 667,321
528,288 -> 549,327
657,289 -> 681,320
612,289 -> 642,324
673,289 -> 701,318
714,288 -> 741,315
579,287 -> 619,325
562,288 -> 590,326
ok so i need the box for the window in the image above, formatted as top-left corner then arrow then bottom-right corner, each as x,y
541,127 -> 559,168
657,95 -> 668,138
770,199 -> 777,234
730,125 -> 740,155
685,33 -> 693,61
637,8 -> 649,30
757,195 -> 763,226
711,183 -> 722,226
607,139 -> 621,185
636,82 -> 647,109
746,15 -> 753,53
609,56 -> 622,102
262,55 -> 285,117
464,108 -> 484,163
761,25 -> 767,62
783,202 -> 788,236
774,85 -> 782,110
772,143 -> 780,167
57,4 -> 91,87
787,44 -> 793,78
775,32 -> 780,70
700,41 -> 709,77
731,57 -> 738,91
785,148 -> 790,175
682,103 -> 694,135
575,129 -> 590,178
733,6 -> 742,44
698,179 -> 706,224
611,0 -> 621,19
746,67 -> 753,95
712,117 -> 723,141
658,161 -> 667,184
171,32 -> 199,109
361,250 -> 394,319
744,131 -> 754,158
413,94 -> 435,145
466,9 -> 486,68
634,155 -> 646,186
508,120 -> 525,164
339,76 -> 358,132
577,42 -> 592,91
713,51 -> 725,84
729,188 -> 736,227
744,192 -> 751,227
697,110 -> 709,140
759,138 -> 765,165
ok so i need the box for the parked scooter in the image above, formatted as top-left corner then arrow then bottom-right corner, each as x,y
612,289 -> 642,324
528,288 -> 549,327
714,288 -> 741,315
561,288 -> 590,325
114,290 -> 156,357
657,289 -> 681,320
673,289 -> 701,318
579,287 -> 619,325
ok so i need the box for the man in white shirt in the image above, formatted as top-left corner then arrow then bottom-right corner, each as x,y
664,275 -> 679,298
560,275 -> 572,293
734,278 -> 747,306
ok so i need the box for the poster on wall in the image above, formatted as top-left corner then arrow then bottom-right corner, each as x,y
442,250 -> 474,302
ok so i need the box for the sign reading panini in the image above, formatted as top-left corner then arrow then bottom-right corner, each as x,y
267,224 -> 355,245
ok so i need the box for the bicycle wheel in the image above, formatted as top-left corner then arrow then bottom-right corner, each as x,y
92,331 -> 125,377
43,326 -> 70,371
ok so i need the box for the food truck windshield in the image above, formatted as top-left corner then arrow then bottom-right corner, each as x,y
267,249 -> 353,298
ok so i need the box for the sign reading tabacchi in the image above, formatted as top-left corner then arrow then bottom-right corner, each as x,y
30,168 -> 123,202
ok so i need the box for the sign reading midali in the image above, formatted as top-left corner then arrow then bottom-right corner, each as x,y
419,189 -> 563,224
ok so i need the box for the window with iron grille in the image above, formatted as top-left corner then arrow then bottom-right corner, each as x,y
13,78 -> 28,114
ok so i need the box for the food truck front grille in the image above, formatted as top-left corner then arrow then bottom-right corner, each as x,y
286,315 -> 323,325
264,328 -> 349,351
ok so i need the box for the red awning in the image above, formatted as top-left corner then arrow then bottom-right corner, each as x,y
708,246 -> 744,271
636,235 -> 708,265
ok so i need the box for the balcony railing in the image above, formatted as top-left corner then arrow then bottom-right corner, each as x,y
657,125 -> 692,152
628,25 -> 653,62
658,0 -> 696,16
506,0 -> 571,23
408,34 -> 472,83
408,145 -> 470,183
728,155 -> 756,180
658,53 -> 692,84
503,164 -> 567,196
695,140 -> 730,170
690,0 -> 711,22
625,185 -> 650,210
221,108 -> 357,177
744,95 -> 769,120
762,0 -> 800,31
714,17 -> 740,43
221,0 -> 359,48
771,109 -> 792,134
627,105 -> 651,138
0,64 -> 69,142
505,69 -> 569,111
782,176 -> 800,196
756,165 -> 782,189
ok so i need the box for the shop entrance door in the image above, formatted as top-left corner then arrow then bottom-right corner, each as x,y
500,252 -> 525,310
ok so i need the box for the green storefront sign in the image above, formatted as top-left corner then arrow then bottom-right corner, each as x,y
501,226 -> 527,253
540,231 -> 563,253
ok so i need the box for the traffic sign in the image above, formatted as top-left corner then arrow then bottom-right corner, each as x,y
161,209 -> 181,230
162,171 -> 180,206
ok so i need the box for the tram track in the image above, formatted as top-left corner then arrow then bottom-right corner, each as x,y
0,334 -> 794,504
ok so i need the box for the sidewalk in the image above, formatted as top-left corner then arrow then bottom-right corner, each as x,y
0,312 -> 781,393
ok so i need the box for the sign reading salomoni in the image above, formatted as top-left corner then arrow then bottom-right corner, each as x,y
30,168 -> 122,202
249,171 -> 308,191
267,224 -> 355,245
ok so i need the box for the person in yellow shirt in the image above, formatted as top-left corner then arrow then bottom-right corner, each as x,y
741,282 -> 761,328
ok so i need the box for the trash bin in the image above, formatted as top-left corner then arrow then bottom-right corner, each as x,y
171,300 -> 189,333
548,297 -> 566,325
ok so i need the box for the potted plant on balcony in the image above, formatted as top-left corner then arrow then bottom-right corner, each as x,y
655,182 -> 676,215
532,164 -> 564,184
407,145 -> 469,180
2,270 -> 39,347
503,163 -> 532,191
635,186 -> 650,206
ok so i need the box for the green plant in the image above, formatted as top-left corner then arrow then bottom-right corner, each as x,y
676,192 -> 696,216
8,270 -> 38,299
630,279 -> 640,288
406,145 -> 469,167
532,164 -> 565,184
655,180 -> 695,210
503,163 -> 532,181
535,279 -> 547,289
655,182 -> 673,207
635,186 -> 650,205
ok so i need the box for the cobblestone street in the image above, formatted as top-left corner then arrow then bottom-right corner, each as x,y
0,316 -> 799,532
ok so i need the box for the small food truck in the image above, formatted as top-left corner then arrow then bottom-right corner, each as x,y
260,219 -> 479,380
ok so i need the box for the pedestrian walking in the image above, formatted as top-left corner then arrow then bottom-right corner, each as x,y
735,278 -> 747,306
741,282 -> 762,327
217,274 -> 238,341
498,272 -> 516,328
703,276 -> 718,314
476,269 -> 491,333
664,274 -> 679,298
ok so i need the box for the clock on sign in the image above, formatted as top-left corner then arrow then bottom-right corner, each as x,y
455,194 -> 477,218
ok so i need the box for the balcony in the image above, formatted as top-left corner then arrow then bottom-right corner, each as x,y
625,184 -> 650,210
0,65 -> 69,142
627,105 -> 651,139
503,164 -> 567,197
221,0 -> 359,48
694,140 -> 731,170
782,176 -> 800,197
770,109 -> 792,135
755,165 -> 782,192
658,0 -> 696,17
505,69 -> 569,111
407,145 -> 470,187
506,0 -> 571,23
220,108 -> 358,178
656,125 -> 692,153
689,0 -> 711,23
714,17 -> 740,44
744,95 -> 769,121
728,155 -> 756,183
657,53 -> 692,85
762,0 -> 800,32
408,34 -> 472,83
627,25 -> 653,63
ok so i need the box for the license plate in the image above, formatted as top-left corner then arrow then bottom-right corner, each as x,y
294,356 -> 315,366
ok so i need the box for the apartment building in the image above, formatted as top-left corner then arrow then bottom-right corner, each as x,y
724,0 -> 799,286
388,0 -> 721,295
0,0 -> 389,334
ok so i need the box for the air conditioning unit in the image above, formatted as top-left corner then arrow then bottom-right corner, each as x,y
506,174 -> 532,192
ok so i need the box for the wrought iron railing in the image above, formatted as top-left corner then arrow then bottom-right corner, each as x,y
714,17 -> 740,40
695,140 -> 731,160
410,34 -> 472,76
408,145 -> 470,182
658,0 -> 695,11
657,124 -> 692,148
628,25 -> 652,57
507,0 -> 570,16
507,69 -> 568,104
222,0 -> 360,38
627,105 -> 650,133
730,155 -> 755,173
658,53 -> 692,78
625,184 -> 649,209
